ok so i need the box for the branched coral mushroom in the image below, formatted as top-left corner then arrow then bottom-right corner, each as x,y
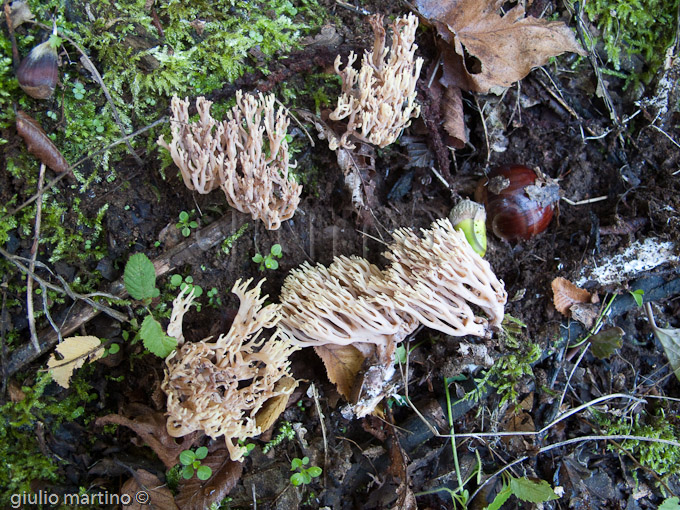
158,91 -> 302,230
373,218 -> 507,338
279,255 -> 418,355
329,13 -> 423,150
162,279 -> 298,462
279,218 -> 507,416
281,219 -> 506,348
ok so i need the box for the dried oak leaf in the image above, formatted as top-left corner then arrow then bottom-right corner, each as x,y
95,403 -> 198,469
417,0 -> 586,93
551,277 -> 593,316
314,344 -> 366,400
175,447 -> 243,510
121,469 -> 178,510
424,57 -> 467,149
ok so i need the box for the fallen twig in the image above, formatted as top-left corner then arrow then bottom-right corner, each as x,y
26,164 -> 46,352
3,0 -> 19,67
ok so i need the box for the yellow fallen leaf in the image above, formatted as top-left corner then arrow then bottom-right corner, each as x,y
47,336 -> 104,388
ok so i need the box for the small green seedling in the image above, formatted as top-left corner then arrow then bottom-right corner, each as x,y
290,457 -> 322,486
72,81 -> 86,100
180,447 -> 212,481
169,274 -> 203,299
630,289 -> 644,307
207,287 -> 222,308
238,440 -> 255,457
252,244 -> 283,271
176,210 -> 198,237
102,342 -> 120,358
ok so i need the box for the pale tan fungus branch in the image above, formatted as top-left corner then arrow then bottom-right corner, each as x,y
329,13 -> 423,150
158,91 -> 302,230
162,278 -> 298,462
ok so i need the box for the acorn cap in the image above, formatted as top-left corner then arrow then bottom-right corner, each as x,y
449,199 -> 488,257
17,39 -> 59,99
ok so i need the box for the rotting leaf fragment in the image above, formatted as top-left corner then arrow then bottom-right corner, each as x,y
47,336 -> 104,388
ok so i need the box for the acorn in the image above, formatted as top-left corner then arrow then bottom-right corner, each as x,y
17,36 -> 59,99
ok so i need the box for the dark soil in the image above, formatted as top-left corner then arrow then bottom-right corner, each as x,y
2,0 -> 680,509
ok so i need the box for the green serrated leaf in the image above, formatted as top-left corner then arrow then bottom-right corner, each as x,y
196,465 -> 212,481
195,446 -> 208,460
307,466 -> 322,478
179,450 -> 196,465
509,477 -> 559,503
179,211 -> 189,222
659,496 -> 680,510
140,315 -> 177,358
252,253 -> 264,263
271,244 -> 282,257
124,253 -> 157,300
170,274 -> 182,287
485,485 -> 512,510
291,458 -> 303,470
589,327 -> 624,359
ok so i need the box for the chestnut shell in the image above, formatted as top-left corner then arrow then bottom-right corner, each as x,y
17,41 -> 59,100
475,164 -> 555,241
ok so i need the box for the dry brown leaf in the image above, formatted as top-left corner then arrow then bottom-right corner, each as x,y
47,336 -> 104,388
314,344 -> 366,400
175,447 -> 243,510
16,110 -> 71,174
501,393 -> 535,454
551,277 -> 592,316
255,376 -> 297,433
96,403 -> 198,469
417,0 -> 586,93
121,469 -> 178,510
442,84 -> 467,148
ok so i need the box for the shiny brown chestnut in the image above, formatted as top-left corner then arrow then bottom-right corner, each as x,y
475,164 -> 560,241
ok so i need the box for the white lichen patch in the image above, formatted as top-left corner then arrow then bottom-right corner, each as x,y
575,238 -> 678,287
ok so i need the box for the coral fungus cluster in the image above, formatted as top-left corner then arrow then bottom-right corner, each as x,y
279,218 -> 507,416
158,91 -> 301,230
162,279 -> 297,462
